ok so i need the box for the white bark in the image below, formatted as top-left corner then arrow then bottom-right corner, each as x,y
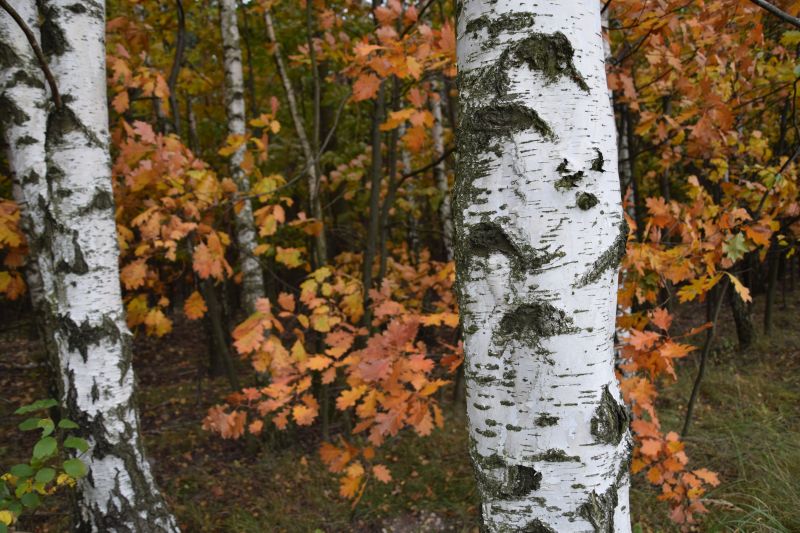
220,0 -> 265,312
29,2 -> 179,530
264,8 -> 328,264
0,0 -> 50,321
431,81 -> 454,260
455,2 -> 631,531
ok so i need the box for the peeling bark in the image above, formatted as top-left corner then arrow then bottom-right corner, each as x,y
219,0 -> 265,313
455,2 -> 632,531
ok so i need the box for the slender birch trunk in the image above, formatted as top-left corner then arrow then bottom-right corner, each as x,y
0,1 -> 49,321
25,2 -> 178,530
263,8 -> 328,265
431,81 -> 454,261
455,2 -> 632,531
220,0 -> 265,313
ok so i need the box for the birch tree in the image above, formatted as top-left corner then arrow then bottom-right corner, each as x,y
431,81 -> 454,261
0,1 -> 179,530
0,0 -> 51,342
455,1 -> 632,531
220,0 -> 266,312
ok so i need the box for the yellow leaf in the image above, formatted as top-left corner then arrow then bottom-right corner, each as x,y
725,272 -> 752,303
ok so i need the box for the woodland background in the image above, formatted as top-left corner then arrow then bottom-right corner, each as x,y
1,0 -> 799,531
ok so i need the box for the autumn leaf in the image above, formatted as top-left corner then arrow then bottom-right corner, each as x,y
336,385 -> 368,410
275,246 -> 304,268
120,260 -> 148,290
372,464 -> 392,483
725,272 -> 752,303
184,290 -> 208,320
352,73 -> 381,101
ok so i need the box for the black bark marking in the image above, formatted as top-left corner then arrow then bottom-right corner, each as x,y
509,32 -> 590,92
59,314 -> 121,362
55,231 -> 89,274
578,484 -> 618,533
574,219 -> 629,288
590,385 -> 631,446
464,102 -> 554,141
526,449 -> 580,462
535,413 -> 559,426
576,191 -> 599,210
495,301 -> 579,348
522,519 -> 557,533
591,148 -> 605,172
554,159 -> 585,190
468,221 -> 519,258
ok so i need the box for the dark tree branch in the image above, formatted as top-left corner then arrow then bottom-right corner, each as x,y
750,0 -> 800,28
0,0 -> 62,108
167,0 -> 186,132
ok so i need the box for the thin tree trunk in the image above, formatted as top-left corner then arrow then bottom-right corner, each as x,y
728,265 -> 757,349
432,79 -> 454,261
22,1 -> 178,529
456,2 -> 631,530
764,241 -> 781,334
202,279 -> 239,389
219,0 -> 265,314
263,8 -> 328,265
363,82 -> 385,320
166,0 -> 185,134
683,278 -> 729,436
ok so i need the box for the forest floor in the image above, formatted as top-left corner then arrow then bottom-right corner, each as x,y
1,288 -> 798,533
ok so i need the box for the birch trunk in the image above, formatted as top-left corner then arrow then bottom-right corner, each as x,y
264,8 -> 328,265
0,0 -> 51,338
431,81 -> 454,260
220,0 -> 265,312
32,2 -> 178,530
455,2 -> 632,531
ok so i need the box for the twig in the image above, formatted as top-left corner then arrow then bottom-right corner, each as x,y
682,276 -> 729,436
749,0 -> 800,29
0,0 -> 62,109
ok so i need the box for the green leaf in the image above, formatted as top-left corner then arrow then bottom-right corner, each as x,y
64,437 -> 89,453
37,418 -> 55,437
57,419 -> 79,430
18,418 -> 41,431
14,399 -> 57,415
32,436 -> 57,460
0,522 -> 7,533
9,464 -> 34,479
62,459 -> 86,478
20,492 -> 40,509
35,468 -> 56,484
723,233 -> 749,263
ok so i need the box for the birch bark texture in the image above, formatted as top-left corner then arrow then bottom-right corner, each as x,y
32,2 -> 178,530
431,81 -> 454,261
0,0 -> 50,327
220,0 -> 266,312
455,1 -> 632,531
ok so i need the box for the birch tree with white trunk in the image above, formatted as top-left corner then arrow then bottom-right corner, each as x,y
220,0 -> 266,312
455,1 -> 632,531
1,1 -> 179,530
431,81 -> 454,261
0,0 -> 51,340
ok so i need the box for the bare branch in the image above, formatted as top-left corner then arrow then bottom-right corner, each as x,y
749,0 -> 800,29
0,0 -> 62,108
